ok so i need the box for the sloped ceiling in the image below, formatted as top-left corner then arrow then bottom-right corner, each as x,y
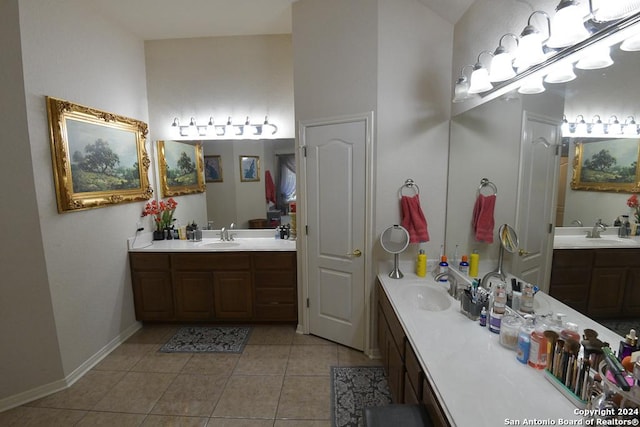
81,0 -> 474,40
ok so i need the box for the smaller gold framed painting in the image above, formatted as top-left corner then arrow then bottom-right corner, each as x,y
571,137 -> 640,193
46,96 -> 152,213
239,156 -> 260,182
158,140 -> 206,196
204,155 -> 223,182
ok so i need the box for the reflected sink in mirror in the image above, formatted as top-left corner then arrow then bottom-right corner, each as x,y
196,241 -> 242,249
401,284 -> 452,312
553,235 -> 639,249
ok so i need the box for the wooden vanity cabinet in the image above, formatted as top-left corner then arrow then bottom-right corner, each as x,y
130,253 -> 174,321
550,248 -> 640,318
129,251 -> 296,322
376,280 -> 450,426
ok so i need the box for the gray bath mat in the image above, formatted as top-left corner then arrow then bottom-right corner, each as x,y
331,366 -> 392,427
159,326 -> 251,353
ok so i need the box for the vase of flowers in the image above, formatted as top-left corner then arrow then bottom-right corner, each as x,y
142,198 -> 178,240
627,194 -> 640,224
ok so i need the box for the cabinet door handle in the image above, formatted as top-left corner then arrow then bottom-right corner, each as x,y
348,249 -> 362,257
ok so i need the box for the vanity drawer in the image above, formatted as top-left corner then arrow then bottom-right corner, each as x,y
254,252 -> 296,270
594,249 -> 640,267
255,271 -> 296,288
172,253 -> 251,270
130,253 -> 171,271
255,288 -> 296,304
550,267 -> 591,285
552,250 -> 594,268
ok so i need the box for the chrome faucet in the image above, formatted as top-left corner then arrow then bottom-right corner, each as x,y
220,227 -> 227,241
434,272 -> 462,299
228,222 -> 236,241
586,219 -> 607,238
481,271 -> 506,290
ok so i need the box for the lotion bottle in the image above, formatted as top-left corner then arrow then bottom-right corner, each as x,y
458,255 -> 469,275
469,250 -> 480,278
416,250 -> 427,277
438,256 -> 449,281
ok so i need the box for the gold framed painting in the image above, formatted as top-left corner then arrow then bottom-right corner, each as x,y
571,137 -> 640,193
204,155 -> 223,182
239,155 -> 260,182
158,140 -> 205,196
46,96 -> 152,213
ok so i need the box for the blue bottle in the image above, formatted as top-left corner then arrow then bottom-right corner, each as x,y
516,316 -> 535,364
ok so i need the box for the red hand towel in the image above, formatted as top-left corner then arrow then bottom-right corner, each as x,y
401,195 -> 430,243
265,170 -> 276,204
472,194 -> 496,243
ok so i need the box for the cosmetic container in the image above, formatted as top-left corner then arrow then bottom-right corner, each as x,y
516,316 -> 535,364
520,283 -> 534,313
458,255 -> 469,275
499,315 -> 523,350
416,250 -> 426,277
528,318 -> 549,370
479,307 -> 487,327
438,256 -> 449,280
618,329 -> 638,361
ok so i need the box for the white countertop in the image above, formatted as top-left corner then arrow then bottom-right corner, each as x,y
554,227 -> 640,249
128,230 -> 296,252
377,268 -> 623,427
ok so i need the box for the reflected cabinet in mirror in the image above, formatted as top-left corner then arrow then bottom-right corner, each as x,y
197,138 -> 295,229
446,35 -> 640,290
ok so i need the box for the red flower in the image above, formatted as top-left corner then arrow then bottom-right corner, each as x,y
142,198 -> 178,230
627,194 -> 639,209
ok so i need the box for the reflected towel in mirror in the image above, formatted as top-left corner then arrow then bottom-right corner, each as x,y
472,194 -> 496,243
265,170 -> 276,204
401,195 -> 430,243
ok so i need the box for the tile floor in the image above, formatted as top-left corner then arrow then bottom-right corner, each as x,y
0,324 -> 382,426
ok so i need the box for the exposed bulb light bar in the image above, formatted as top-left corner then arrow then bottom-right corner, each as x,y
562,113 -> 640,137
170,115 -> 279,139
547,0 -> 590,48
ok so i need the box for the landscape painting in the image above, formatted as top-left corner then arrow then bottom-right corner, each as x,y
158,140 -> 205,196
571,137 -> 640,192
46,96 -> 152,213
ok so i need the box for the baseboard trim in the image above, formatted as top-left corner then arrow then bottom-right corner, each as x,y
0,321 -> 142,412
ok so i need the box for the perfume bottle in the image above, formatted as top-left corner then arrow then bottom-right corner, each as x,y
619,329 -> 639,361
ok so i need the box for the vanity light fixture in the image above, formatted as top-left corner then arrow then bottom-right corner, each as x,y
590,115 -> 604,134
575,45 -> 614,69
513,11 -> 551,71
593,1 -> 640,22
575,114 -> 588,135
544,61 -> 577,83
452,65 -> 478,103
518,75 -> 546,94
169,115 -> 279,138
609,115 -> 622,134
468,51 -> 494,94
561,115 -> 571,134
489,34 -> 519,82
624,116 -> 639,135
547,0 -> 590,48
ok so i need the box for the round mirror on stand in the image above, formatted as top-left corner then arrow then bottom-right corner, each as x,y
380,225 -> 410,279
494,224 -> 519,280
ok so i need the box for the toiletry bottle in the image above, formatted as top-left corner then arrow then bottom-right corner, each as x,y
458,255 -> 469,275
479,307 -> 487,327
438,256 -> 449,281
516,316 -> 535,364
560,322 -> 580,342
469,250 -> 479,278
520,283 -> 534,313
492,283 -> 506,315
619,329 -> 639,361
528,317 -> 548,370
416,250 -> 427,277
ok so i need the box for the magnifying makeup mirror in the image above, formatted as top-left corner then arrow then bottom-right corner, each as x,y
380,225 -> 410,279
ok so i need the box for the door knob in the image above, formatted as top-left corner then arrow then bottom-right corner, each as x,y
348,249 -> 362,257
518,249 -> 530,257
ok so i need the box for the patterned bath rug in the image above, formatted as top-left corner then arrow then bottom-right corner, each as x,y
331,366 -> 392,427
159,326 -> 251,353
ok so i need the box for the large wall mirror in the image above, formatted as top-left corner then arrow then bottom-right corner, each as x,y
446,27 -> 640,289
196,138 -> 295,229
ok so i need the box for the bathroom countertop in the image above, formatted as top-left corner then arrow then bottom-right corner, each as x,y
127,230 -> 296,252
554,227 -> 640,249
377,270 -> 623,426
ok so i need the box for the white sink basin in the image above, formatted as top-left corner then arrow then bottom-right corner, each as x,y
197,241 -> 241,249
401,284 -> 452,312
554,235 -> 639,249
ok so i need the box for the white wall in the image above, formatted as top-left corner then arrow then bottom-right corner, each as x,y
0,0 -> 64,405
1,0 -> 149,405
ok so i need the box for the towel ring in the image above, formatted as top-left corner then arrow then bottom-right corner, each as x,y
478,178 -> 498,196
398,179 -> 420,199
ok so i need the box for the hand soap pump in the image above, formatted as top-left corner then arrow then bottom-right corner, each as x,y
619,329 -> 639,360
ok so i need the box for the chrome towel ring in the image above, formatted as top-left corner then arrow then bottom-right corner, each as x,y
478,178 -> 498,196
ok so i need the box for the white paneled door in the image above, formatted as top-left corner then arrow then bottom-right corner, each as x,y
513,111 -> 560,291
302,116 -> 369,350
